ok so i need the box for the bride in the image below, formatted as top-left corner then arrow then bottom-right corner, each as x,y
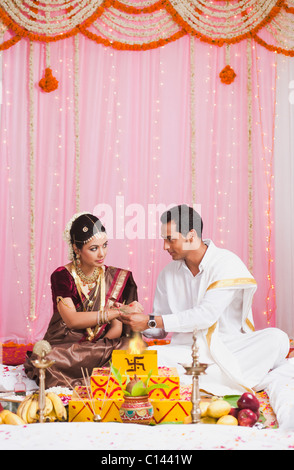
25,212 -> 143,388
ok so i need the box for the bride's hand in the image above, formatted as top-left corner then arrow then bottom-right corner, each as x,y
114,301 -> 144,314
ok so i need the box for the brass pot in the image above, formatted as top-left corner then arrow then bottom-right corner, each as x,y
119,395 -> 154,425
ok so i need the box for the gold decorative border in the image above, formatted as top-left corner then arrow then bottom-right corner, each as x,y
206,321 -> 217,348
108,269 -> 129,305
246,318 -> 255,331
206,278 -> 257,291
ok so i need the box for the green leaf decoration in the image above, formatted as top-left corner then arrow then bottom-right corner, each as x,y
130,380 -> 148,396
146,383 -> 170,393
110,364 -> 171,397
144,369 -> 153,387
223,394 -> 265,426
258,411 -> 266,424
110,362 -> 122,388
223,395 -> 241,407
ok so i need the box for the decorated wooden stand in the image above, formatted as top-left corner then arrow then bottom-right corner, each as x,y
68,334 -> 193,424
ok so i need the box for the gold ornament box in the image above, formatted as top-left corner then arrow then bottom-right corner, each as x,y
111,349 -> 158,375
151,395 -> 192,424
68,386 -> 124,423
68,385 -> 192,424
90,366 -> 180,400
67,349 -> 192,424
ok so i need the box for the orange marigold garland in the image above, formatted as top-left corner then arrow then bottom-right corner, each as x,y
0,1 -> 110,43
0,0 -> 293,57
254,34 -> 294,57
219,64 -> 236,85
39,67 -> 58,92
0,34 -> 22,51
164,0 -> 286,47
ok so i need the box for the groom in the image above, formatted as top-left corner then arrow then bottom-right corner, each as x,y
119,204 -> 289,397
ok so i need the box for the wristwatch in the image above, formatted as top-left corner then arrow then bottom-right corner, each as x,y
148,315 -> 157,329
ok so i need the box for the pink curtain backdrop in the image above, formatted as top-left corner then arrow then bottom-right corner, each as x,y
0,33 -> 277,343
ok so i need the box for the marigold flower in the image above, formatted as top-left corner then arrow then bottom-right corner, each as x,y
39,68 -> 59,93
219,65 -> 237,85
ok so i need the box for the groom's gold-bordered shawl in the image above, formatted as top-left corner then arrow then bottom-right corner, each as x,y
199,240 -> 257,393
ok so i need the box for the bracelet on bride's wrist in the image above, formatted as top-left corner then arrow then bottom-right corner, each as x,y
98,308 -> 110,325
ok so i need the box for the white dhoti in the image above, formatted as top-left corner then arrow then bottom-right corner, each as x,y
148,343 -> 252,394
148,327 -> 290,397
223,328 -> 290,390
254,357 -> 294,430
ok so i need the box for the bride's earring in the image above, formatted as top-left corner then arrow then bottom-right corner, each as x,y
76,253 -> 81,266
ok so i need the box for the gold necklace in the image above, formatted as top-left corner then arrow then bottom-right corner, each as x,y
71,263 -> 106,341
75,264 -> 100,284
71,263 -> 101,309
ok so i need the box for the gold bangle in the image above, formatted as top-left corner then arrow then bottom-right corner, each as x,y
104,309 -> 109,324
101,308 -> 110,324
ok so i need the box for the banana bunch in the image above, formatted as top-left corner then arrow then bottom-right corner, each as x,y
0,409 -> 26,425
17,391 -> 67,424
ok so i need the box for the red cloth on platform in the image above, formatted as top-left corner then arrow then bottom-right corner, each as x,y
2,342 -> 34,366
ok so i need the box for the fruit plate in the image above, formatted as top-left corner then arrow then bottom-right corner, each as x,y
223,394 -> 266,427
0,395 -> 25,403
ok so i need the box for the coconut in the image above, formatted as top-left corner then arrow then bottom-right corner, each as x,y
125,375 -> 146,394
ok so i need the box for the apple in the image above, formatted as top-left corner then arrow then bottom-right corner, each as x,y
238,408 -> 258,427
237,392 -> 260,412
229,407 -> 239,419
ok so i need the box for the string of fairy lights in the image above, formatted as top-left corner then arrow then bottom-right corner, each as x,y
9,38 -> 81,337
2,37 -> 279,335
94,45 -> 165,307
1,0 -> 292,335
142,46 -> 166,305
252,43 -> 277,324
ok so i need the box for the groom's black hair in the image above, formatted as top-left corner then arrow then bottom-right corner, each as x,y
160,204 -> 203,238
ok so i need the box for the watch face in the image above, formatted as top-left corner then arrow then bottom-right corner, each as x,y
148,319 -> 156,328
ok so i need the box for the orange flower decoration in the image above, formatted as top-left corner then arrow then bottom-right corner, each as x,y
39,67 -> 59,92
219,64 -> 236,84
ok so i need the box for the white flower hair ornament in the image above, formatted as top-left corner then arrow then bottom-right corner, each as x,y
63,211 -> 89,260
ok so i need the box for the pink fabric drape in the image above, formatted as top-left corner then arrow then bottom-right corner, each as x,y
192,39 -> 277,328
0,34 -> 277,343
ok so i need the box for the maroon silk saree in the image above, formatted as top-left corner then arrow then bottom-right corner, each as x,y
24,265 -> 138,388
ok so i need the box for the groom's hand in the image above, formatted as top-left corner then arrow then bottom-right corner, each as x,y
119,312 -> 149,332
114,301 -> 144,314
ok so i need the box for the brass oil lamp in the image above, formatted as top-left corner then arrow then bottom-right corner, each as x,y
180,329 -> 208,423
31,340 -> 55,423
